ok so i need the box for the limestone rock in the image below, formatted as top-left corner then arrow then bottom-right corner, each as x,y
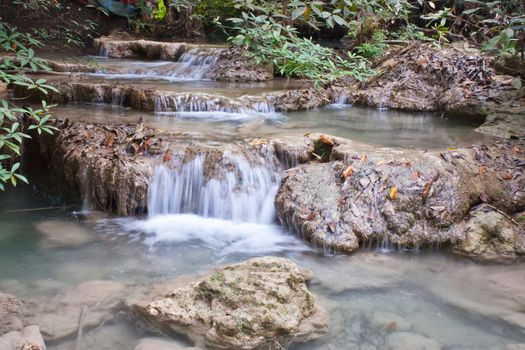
133,257 -> 328,349
0,326 -> 46,350
385,332 -> 441,350
0,292 -> 24,335
455,205 -> 525,261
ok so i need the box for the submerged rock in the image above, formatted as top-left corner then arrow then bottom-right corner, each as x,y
35,220 -> 94,249
26,280 -> 125,341
0,292 -> 24,335
134,337 -> 201,350
0,325 -> 46,350
385,332 -> 441,350
132,257 -> 328,349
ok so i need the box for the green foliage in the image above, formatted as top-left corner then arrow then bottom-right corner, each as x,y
11,0 -> 103,48
353,32 -> 387,58
0,22 -> 58,190
228,14 -> 374,86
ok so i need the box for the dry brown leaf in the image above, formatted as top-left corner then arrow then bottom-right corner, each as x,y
86,130 -> 94,140
305,212 -> 317,221
512,146 -> 521,154
342,165 -> 353,178
502,170 -> 513,180
319,134 -> 334,145
163,149 -> 172,163
479,165 -> 487,179
388,186 -> 398,200
412,171 -> 421,179
421,174 -> 440,199
105,133 -> 115,147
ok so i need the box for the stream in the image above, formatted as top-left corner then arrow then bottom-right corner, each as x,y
1,53 -> 523,350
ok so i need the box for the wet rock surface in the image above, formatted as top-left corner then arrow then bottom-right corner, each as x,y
0,325 -> 46,350
275,133 -> 525,259
208,46 -> 273,82
345,43 -> 501,114
131,257 -> 328,349
14,80 -> 330,114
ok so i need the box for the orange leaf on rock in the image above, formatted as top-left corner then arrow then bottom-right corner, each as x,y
412,171 -> 421,179
86,130 -> 94,140
319,134 -> 334,145
105,133 -> 115,147
502,171 -> 513,180
479,165 -> 487,179
512,146 -> 521,154
163,149 -> 172,163
342,166 -> 353,178
388,186 -> 398,200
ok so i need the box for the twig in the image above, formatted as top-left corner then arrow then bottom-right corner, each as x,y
75,306 -> 88,350
4,205 -> 74,213
484,203 -> 520,226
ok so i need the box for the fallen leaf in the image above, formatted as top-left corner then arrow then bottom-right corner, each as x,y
305,212 -> 317,221
512,146 -> 521,154
163,149 -> 172,163
447,147 -> 457,151
421,174 -> 440,199
377,159 -> 386,166
86,130 -> 94,140
361,154 -> 368,163
479,165 -> 487,179
388,186 -> 398,200
384,321 -> 398,332
502,170 -> 513,180
412,171 -> 421,179
105,133 -> 115,147
342,165 -> 353,178
319,134 -> 334,145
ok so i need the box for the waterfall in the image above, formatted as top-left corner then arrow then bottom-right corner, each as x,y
91,47 -> 222,81
153,94 -> 276,114
147,151 -> 280,224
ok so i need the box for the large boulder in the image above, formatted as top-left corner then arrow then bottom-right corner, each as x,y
274,134 -> 525,259
131,257 -> 328,349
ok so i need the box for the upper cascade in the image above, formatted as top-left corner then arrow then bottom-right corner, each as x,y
92,46 -> 223,81
147,147 -> 280,224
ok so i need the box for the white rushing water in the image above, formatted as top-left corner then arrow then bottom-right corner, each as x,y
137,150 -> 291,253
147,152 -> 279,223
90,47 -> 222,81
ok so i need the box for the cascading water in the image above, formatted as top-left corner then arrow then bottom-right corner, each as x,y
131,148 -> 301,254
91,47 -> 222,81
147,151 -> 279,224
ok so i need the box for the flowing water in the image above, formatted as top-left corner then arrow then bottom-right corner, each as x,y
1,54 -> 517,350
1,176 -> 525,350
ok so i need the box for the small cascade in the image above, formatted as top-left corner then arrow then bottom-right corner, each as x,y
91,46 -> 223,81
147,151 -> 280,224
153,94 -> 276,114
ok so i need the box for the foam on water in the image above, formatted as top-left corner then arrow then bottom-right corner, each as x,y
127,214 -> 303,255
